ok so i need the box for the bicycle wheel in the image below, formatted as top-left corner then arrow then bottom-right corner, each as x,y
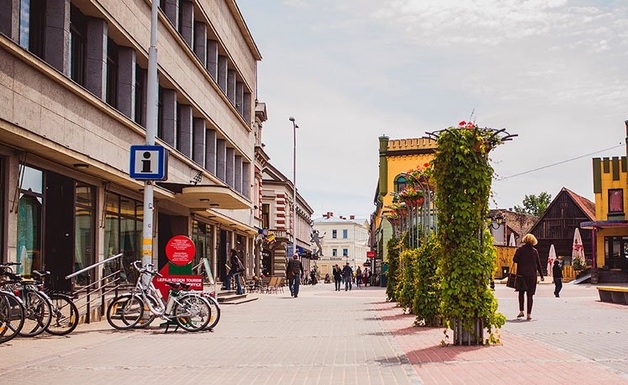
19,290 -> 52,337
106,294 -> 144,330
46,294 -> 79,336
204,295 -> 221,330
134,294 -> 159,329
173,294 -> 210,332
0,291 -> 25,344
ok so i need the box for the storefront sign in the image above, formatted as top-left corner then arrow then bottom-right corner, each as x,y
165,235 -> 195,266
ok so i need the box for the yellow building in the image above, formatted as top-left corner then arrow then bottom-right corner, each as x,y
581,155 -> 628,283
370,135 -> 437,285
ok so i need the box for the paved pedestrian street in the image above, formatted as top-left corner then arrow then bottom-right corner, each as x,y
1,282 -> 627,385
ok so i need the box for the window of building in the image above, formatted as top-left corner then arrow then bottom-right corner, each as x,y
74,183 -> 95,285
332,230 -> 337,239
16,165 -> 43,276
394,174 -> 407,192
609,189 -> 623,214
106,38 -> 119,108
191,221 -> 214,279
261,204 -> 270,229
342,249 -> 348,257
104,192 -> 143,284
69,4 -> 87,86
19,0 -> 46,58
332,249 -> 337,257
342,229 -> 348,239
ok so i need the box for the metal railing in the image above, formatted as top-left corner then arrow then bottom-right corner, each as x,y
65,253 -> 124,323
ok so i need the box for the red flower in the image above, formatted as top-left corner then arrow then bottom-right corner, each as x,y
458,120 -> 466,126
423,162 -> 429,168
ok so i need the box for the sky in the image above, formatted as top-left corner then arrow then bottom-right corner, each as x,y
237,0 -> 628,220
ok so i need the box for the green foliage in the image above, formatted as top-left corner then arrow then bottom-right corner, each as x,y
413,234 -> 442,327
513,192 -> 552,217
396,249 -> 420,312
432,124 -> 506,344
385,237 -> 401,302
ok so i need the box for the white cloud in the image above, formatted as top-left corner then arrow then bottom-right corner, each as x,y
239,0 -> 628,218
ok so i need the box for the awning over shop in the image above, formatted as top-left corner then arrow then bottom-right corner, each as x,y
157,183 -> 250,210
580,220 -> 628,230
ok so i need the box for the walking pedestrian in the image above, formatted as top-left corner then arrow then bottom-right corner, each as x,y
355,266 -> 362,288
286,253 -> 304,298
513,233 -> 544,321
332,264 -> 342,291
342,262 -> 353,291
552,259 -> 563,298
225,249 -> 244,295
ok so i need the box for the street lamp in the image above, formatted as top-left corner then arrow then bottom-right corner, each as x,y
489,213 -> 505,230
289,117 -> 298,253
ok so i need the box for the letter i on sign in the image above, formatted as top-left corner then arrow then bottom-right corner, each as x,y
141,151 -> 152,172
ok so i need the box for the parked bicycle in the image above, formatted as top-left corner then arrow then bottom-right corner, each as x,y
106,261 -> 211,332
32,270 -> 79,336
0,263 -> 51,337
0,289 -> 24,344
193,258 -> 220,330
0,263 -> 79,336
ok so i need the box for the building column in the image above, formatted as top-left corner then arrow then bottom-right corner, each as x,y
234,155 -> 242,193
207,40 -> 218,80
161,89 -> 177,147
235,81 -> 244,116
242,162 -> 251,199
192,118 -> 206,166
179,0 -> 193,47
227,69 -> 236,104
177,104 -> 193,158
45,0 -> 71,75
162,0 -> 179,30
193,22 -> 207,66
117,47 -> 136,120
0,0 -> 20,41
226,148 -> 235,188
85,18 -> 107,99
216,139 -> 226,182
217,55 -> 227,93
205,129 -> 217,175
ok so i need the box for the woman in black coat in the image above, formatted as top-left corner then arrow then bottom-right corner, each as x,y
513,233 -> 544,320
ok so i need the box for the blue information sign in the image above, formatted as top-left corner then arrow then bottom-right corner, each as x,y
129,145 -> 168,180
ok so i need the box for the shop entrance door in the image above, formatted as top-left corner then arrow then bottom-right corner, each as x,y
44,172 -> 74,292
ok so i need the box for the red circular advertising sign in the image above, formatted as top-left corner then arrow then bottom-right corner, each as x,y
165,235 -> 196,266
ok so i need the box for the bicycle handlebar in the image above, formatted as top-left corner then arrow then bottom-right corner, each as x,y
132,260 -> 163,277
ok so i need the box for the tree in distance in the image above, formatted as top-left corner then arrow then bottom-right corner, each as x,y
513,192 -> 552,217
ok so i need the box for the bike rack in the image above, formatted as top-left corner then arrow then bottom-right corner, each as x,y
65,253 -> 124,324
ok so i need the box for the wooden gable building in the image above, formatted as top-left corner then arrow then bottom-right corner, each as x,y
529,187 -> 596,274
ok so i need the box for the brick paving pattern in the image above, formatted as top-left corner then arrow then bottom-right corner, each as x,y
0,281 -> 626,384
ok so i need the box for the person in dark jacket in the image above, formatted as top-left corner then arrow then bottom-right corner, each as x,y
225,249 -> 244,294
513,233 -> 544,320
286,254 -> 304,298
552,259 -> 563,298
342,262 -> 353,291
332,264 -> 342,291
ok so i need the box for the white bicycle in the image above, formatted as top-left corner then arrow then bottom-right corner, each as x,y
106,261 -> 211,332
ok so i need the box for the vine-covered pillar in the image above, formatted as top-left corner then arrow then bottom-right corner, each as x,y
429,121 -> 516,345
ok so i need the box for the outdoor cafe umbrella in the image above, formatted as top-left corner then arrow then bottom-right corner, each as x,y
572,228 -> 586,268
547,244 -> 557,276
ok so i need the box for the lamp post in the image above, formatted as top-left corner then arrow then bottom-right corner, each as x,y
289,117 -> 298,254
142,0 -> 159,266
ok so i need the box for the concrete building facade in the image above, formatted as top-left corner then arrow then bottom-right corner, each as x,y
0,0 -> 265,290
311,212 -> 370,278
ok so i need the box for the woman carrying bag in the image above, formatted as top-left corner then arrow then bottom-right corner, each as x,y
513,233 -> 544,321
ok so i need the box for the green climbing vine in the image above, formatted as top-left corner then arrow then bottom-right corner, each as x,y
413,233 -> 442,327
431,121 -> 507,344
